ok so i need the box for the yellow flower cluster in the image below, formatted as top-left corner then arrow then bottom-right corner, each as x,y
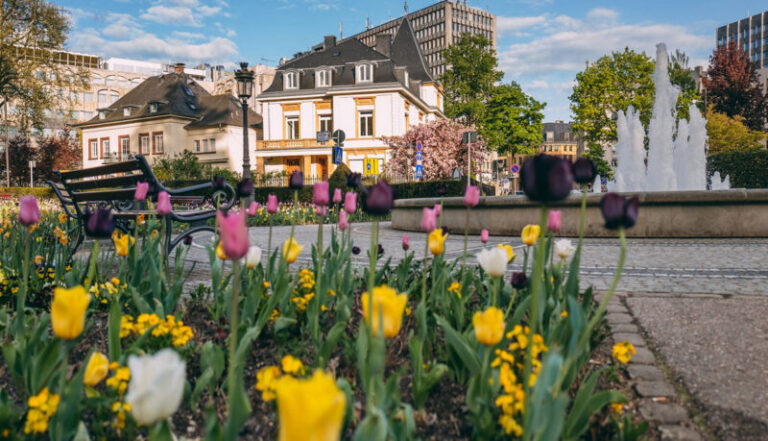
53,225 -> 69,245
111,401 -> 132,430
291,269 -> 315,312
120,314 -> 194,347
448,282 -> 462,299
89,278 -> 124,304
612,341 -> 637,364
24,388 -> 59,434
491,325 -> 548,437
255,355 -> 306,401
106,362 -> 131,395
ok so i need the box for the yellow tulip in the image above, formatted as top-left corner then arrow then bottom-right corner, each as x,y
84,352 -> 109,386
428,228 -> 447,256
274,370 -> 346,441
473,306 -> 505,346
497,244 -> 516,262
215,243 -> 227,260
521,225 -> 540,246
51,286 -> 91,340
282,238 -> 303,264
361,285 -> 408,338
112,233 -> 135,257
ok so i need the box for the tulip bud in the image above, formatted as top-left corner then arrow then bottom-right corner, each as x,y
521,154 -> 574,203
480,229 -> 489,243
183,235 -> 194,246
217,209 -> 249,259
247,201 -> 259,216
363,181 -> 394,216
246,246 -> 263,269
212,176 -> 227,191
313,181 -> 330,206
346,172 -> 362,189
463,185 -> 480,208
156,191 -> 172,215
332,188 -> 342,203
237,178 -> 254,198
19,196 -> 40,226
402,235 -> 410,250
289,170 -> 304,189
267,194 -> 278,214
134,182 -> 149,201
378,243 -> 384,257
351,246 -> 361,255
511,272 -> 529,289
315,205 -> 327,217
126,349 -> 186,426
338,211 -> 348,230
85,207 -> 115,238
547,210 -> 562,232
572,158 -> 597,185
343,192 -> 357,214
600,193 -> 639,230
420,207 -> 436,232
84,352 -> 109,386
51,286 -> 90,340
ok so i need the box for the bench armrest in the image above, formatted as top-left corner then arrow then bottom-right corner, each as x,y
161,181 -> 236,211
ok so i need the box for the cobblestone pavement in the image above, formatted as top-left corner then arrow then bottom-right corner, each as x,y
184,221 -> 768,296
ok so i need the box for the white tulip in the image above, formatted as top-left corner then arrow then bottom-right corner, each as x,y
554,239 -> 575,260
476,246 -> 508,278
245,245 -> 263,269
125,349 -> 186,426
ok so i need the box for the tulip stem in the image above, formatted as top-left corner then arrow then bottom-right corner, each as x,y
227,259 -> 241,416
462,206 -> 470,270
84,241 -> 99,292
491,276 -> 501,307
577,185 -> 587,253
15,230 -> 31,335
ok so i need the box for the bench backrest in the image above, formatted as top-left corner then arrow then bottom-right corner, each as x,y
55,155 -> 158,217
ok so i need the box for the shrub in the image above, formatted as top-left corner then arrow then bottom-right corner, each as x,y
0,187 -> 54,198
707,149 -> 768,188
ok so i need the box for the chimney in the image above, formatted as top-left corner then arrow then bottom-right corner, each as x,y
324,35 -> 337,50
173,62 -> 185,74
375,34 -> 391,57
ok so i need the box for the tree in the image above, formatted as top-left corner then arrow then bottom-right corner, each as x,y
481,82 -> 545,156
381,119 -> 488,180
151,150 -> 240,184
668,49 -> 702,120
0,0 -> 89,132
441,33 -> 503,127
6,135 -> 35,186
703,42 -> 768,131
706,109 -> 766,153
36,129 -> 81,181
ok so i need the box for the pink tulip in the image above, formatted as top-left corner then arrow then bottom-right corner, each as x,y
402,235 -> 410,250
217,209 -> 249,259
420,207 -> 436,232
333,188 -> 342,203
247,201 -> 260,216
480,229 -> 489,243
267,194 -> 278,214
313,181 -> 330,206
156,191 -> 172,215
464,185 -> 480,208
315,205 -> 327,216
338,210 -> 348,230
548,210 -> 562,232
433,204 -> 441,219
18,196 -> 40,226
344,192 -> 356,214
134,182 -> 149,201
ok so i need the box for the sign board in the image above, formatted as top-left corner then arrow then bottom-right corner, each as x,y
332,130 -> 346,146
364,157 -> 379,175
316,131 -> 331,143
510,164 -> 520,174
416,151 -> 423,161
415,164 -> 424,178
416,141 -> 422,151
511,173 -> 519,179
462,131 -> 478,144
332,146 -> 343,165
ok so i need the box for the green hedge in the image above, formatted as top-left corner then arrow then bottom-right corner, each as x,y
708,150 -> 768,188
0,187 -> 54,198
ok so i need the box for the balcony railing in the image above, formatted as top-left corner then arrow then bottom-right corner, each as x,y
257,139 -> 334,150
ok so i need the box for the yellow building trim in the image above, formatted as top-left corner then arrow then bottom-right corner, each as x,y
314,100 -> 332,111
354,96 -> 375,106
281,103 -> 300,112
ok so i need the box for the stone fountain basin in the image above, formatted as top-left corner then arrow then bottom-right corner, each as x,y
391,189 -> 768,238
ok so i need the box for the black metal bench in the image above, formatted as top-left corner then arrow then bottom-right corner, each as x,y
48,154 -> 234,255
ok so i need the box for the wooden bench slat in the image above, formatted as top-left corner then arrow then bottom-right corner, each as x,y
112,209 -> 215,218
70,188 -> 137,202
60,160 -> 141,180
66,174 -> 145,191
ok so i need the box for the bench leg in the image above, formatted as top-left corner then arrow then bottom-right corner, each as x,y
168,225 -> 215,255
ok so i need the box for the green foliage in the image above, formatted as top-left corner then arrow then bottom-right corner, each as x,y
668,49 -> 702,120
481,82 -> 545,155
706,109 -> 767,153
0,186 -> 53,198
441,33 -> 504,126
708,149 -> 768,188
151,150 -> 240,185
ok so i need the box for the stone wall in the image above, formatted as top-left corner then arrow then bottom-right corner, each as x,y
391,189 -> 768,238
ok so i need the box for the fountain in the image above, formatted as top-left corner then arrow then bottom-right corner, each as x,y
611,43 -> 727,191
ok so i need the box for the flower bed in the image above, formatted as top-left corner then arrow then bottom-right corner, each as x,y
0,161 -> 648,440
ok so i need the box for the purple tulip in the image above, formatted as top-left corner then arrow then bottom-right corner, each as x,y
85,207 -> 115,239
435,182 -> 448,196
363,181 -> 394,216
351,246 -> 361,255
156,191 -> 172,215
267,194 -> 278,214
346,172 -> 362,189
600,193 -> 639,230
333,188 -> 342,203
511,272 -> 529,289
183,235 -> 194,246
134,182 -> 149,201
344,192 -> 357,214
313,181 -> 330,206
289,170 -> 304,189
572,158 -> 597,185
463,185 -> 480,208
212,176 -> 227,191
18,196 -> 40,226
521,154 -> 574,203
237,178 -> 254,198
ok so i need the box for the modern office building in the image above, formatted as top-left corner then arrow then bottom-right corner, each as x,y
716,11 -> 768,89
349,1 -> 496,79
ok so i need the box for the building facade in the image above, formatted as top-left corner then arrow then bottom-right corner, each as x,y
256,18 -> 444,179
212,64 -> 277,115
716,11 -> 768,89
77,66 -> 261,172
349,1 -> 496,79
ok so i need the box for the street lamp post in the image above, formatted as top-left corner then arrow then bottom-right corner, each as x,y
28,160 -> 36,188
3,100 -> 8,187
235,62 -> 255,190
462,131 -> 477,187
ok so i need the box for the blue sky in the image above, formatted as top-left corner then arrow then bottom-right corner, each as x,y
59,0 -> 766,121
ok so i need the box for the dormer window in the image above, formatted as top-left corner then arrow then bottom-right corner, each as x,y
316,69 -> 331,88
404,70 -> 409,86
357,64 -> 373,83
284,72 -> 298,90
123,107 -> 132,116
149,103 -> 158,113
98,111 -> 106,120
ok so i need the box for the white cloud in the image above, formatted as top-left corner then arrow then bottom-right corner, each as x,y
197,5 -> 221,16
102,13 -> 142,39
586,8 -> 619,22
497,15 -> 547,35
526,80 -> 549,89
172,31 -> 206,40
141,6 -> 200,27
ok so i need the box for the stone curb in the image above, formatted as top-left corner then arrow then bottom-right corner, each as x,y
595,292 -> 704,441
